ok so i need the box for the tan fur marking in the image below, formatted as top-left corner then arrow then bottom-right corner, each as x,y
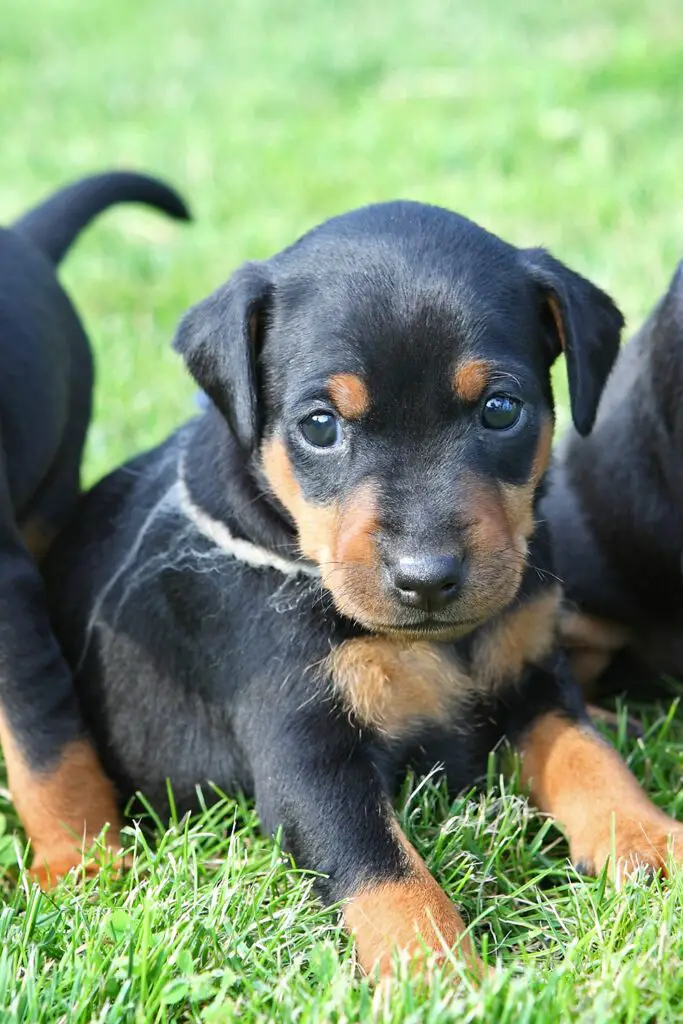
497,481 -> 534,556
262,438 -> 393,624
459,475 -> 528,621
484,414 -> 551,580
329,480 -> 388,621
330,637 -> 472,736
497,415 -> 554,557
0,710 -> 124,887
344,819 -> 480,976
472,586 -> 560,689
460,478 -> 508,556
335,479 -> 379,572
452,360 -> 490,403
520,713 -> 683,884
20,518 -> 56,564
559,609 -> 630,688
261,437 -> 339,564
327,373 -> 370,420
546,295 -> 567,352
531,416 -> 554,484
573,652 -> 613,690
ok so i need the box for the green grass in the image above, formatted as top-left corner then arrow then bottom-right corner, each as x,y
1,0 -> 683,1018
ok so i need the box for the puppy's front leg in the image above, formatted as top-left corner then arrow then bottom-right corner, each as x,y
344,819 -> 481,977
250,707 -> 481,978
517,663 -> 683,884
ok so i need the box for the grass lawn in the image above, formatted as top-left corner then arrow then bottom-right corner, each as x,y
1,0 -> 683,1019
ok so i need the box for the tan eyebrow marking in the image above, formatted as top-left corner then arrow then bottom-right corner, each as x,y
452,359 -> 490,402
327,373 -> 371,419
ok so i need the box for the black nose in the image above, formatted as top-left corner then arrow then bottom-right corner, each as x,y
392,554 -> 463,610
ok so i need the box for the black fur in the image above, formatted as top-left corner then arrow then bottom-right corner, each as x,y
0,171 -> 189,780
542,262 -> 683,683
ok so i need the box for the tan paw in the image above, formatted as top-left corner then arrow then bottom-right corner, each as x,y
573,814 -> 683,887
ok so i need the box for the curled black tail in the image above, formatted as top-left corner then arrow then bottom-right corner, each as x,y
13,170 -> 191,265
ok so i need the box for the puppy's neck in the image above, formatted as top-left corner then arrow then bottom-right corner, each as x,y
182,408 -> 317,574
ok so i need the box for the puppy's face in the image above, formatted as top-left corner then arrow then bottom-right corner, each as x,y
176,202 -> 622,638
258,269 -> 554,638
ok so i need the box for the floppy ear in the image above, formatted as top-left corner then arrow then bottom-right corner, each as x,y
520,248 -> 624,435
173,261 -> 273,450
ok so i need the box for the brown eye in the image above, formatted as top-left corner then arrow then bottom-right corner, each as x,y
300,411 -> 341,448
482,394 -> 523,430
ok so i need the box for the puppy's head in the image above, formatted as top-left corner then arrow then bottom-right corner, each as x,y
175,202 -> 622,638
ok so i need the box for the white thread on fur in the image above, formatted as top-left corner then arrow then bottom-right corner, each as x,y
76,475 -> 183,672
177,460 -> 319,579
74,449 -> 319,672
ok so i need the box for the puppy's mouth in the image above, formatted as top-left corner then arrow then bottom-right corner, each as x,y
367,616 -> 481,641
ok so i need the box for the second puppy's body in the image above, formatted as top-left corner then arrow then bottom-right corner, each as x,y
45,202 -> 683,974
0,171 -> 189,883
543,264 -> 683,686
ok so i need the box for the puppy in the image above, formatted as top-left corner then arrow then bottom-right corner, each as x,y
0,171 -> 189,885
542,264 -> 683,692
43,202 -> 683,975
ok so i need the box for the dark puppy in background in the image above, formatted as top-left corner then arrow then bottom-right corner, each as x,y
44,202 -> 683,976
543,264 -> 683,692
0,171 -> 189,885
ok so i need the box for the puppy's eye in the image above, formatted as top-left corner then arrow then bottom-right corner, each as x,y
481,394 -> 523,430
299,411 -> 342,448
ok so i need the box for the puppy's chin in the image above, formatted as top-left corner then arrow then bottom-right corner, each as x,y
375,621 -> 482,643
324,589 -> 486,642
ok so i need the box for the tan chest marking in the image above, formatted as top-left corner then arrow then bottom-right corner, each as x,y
329,637 -> 471,736
330,588 -> 561,737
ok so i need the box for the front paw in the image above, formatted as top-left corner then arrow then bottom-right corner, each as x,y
572,814 -> 683,887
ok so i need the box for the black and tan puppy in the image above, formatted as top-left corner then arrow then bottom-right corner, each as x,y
0,171 -> 189,885
44,202 -> 683,975
543,263 -> 683,692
